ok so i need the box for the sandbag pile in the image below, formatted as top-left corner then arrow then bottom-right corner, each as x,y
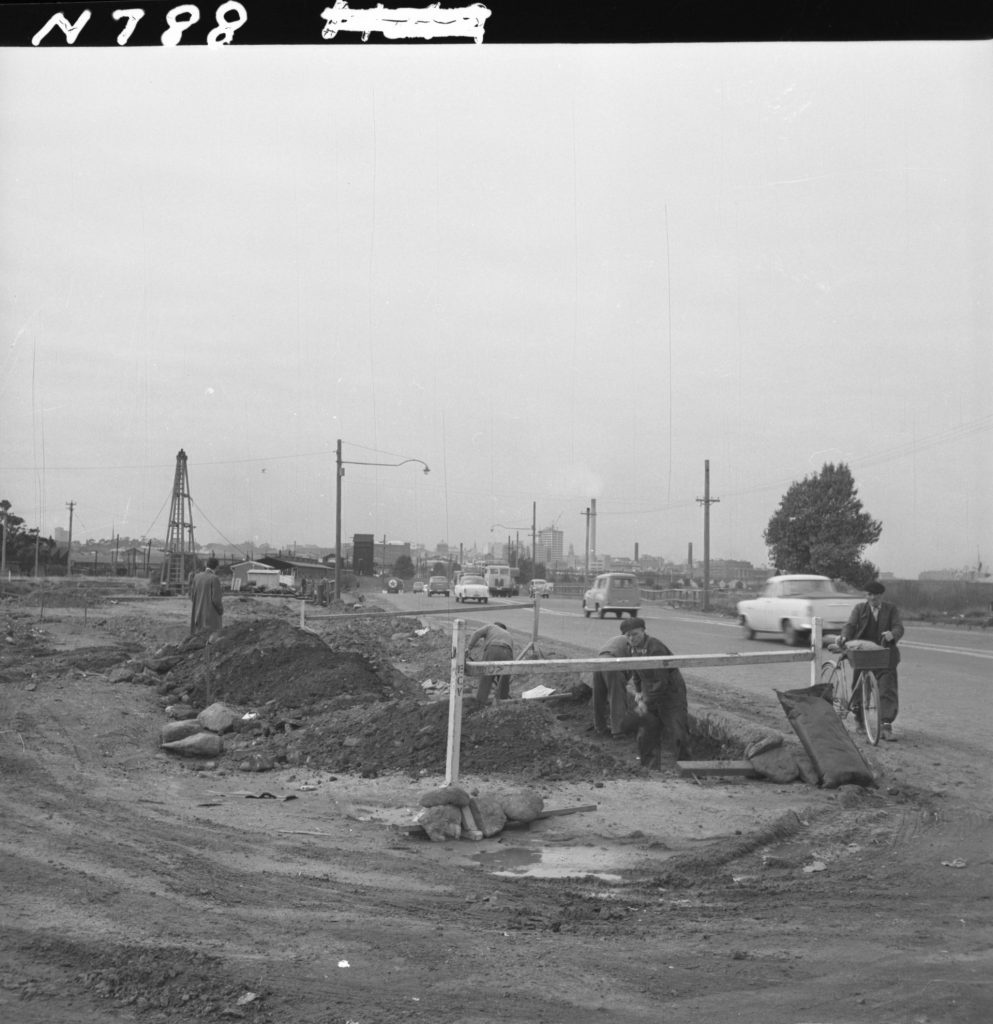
159,701 -> 239,760
414,784 -> 544,842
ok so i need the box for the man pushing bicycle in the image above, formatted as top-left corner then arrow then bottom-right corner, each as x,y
837,581 -> 905,741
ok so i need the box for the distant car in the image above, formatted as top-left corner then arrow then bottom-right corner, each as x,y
582,572 -> 640,618
412,580 -> 426,594
454,574 -> 489,603
736,574 -> 861,646
427,576 -> 450,596
529,579 -> 553,598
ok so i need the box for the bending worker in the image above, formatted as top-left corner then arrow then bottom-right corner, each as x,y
467,621 -> 515,704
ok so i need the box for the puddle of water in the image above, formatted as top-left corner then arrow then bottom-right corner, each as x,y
469,842 -> 675,881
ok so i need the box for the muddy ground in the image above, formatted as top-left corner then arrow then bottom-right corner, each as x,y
1,578 -> 990,1023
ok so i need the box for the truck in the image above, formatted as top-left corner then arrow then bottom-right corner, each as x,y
483,564 -> 514,598
736,574 -> 862,646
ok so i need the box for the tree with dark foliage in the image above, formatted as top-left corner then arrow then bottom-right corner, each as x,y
764,464 -> 882,587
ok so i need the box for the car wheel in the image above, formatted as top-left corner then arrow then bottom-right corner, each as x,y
597,605 -> 605,619
740,616 -> 756,640
583,602 -> 591,618
615,611 -> 622,618
629,610 -> 639,617
782,621 -> 803,647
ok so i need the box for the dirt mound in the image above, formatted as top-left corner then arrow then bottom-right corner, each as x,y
141,614 -> 641,781
158,618 -> 418,709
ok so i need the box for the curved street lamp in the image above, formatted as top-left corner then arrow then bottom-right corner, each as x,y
335,440 -> 430,602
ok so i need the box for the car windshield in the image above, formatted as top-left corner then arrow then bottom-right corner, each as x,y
778,579 -> 839,597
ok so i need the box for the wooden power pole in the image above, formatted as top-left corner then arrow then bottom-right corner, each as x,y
696,459 -> 720,611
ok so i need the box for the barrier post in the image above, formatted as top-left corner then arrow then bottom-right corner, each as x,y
811,616 -> 823,686
445,619 -> 466,785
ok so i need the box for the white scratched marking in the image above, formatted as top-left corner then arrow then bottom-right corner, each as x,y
320,2 -> 491,44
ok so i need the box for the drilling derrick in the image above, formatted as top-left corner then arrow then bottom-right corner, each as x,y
161,449 -> 198,591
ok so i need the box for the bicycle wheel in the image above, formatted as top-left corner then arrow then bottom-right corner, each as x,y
861,671 -> 881,745
821,661 -> 850,718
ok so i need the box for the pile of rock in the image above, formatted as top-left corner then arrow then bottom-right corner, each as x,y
414,784 -> 544,842
159,700 -> 274,772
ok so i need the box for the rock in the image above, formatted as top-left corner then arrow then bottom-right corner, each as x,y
165,704 -> 199,721
499,788 -> 544,823
160,719 -> 205,744
238,752 -> 275,772
145,656 -> 181,674
748,745 -> 800,783
108,666 -> 135,684
161,732 -> 224,758
415,804 -> 462,842
795,751 -> 820,786
418,785 -> 471,809
468,794 -> 507,837
836,784 -> 868,809
197,702 -> 239,734
744,734 -> 782,759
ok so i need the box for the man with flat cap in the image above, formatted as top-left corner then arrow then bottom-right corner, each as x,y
619,617 -> 690,766
839,580 -> 905,740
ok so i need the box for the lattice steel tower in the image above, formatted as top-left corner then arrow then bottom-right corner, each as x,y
161,449 -> 197,590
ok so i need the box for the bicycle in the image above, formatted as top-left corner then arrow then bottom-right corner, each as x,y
819,639 -> 891,745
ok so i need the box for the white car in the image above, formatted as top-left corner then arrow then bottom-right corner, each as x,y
736,574 -> 861,646
454,574 -> 489,603
529,579 -> 552,598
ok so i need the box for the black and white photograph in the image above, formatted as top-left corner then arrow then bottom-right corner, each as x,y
2,5 -> 991,1022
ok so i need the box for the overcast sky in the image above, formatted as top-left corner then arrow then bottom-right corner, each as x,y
1,39 -> 990,576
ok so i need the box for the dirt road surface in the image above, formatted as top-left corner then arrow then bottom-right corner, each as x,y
2,580 -> 990,1023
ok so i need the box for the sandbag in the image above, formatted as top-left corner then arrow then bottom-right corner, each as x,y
776,685 -> 875,789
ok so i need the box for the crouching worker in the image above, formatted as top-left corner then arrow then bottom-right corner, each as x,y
467,621 -> 515,705
592,635 -> 633,738
618,617 -> 690,768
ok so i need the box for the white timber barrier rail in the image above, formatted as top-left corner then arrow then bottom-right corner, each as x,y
445,617 -> 827,785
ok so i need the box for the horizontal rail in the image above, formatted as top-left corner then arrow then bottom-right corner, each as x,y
464,650 -> 814,676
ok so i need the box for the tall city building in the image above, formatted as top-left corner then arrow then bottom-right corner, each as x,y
537,527 -> 564,567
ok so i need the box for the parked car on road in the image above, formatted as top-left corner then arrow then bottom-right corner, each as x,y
582,572 -> 640,618
454,574 -> 489,604
529,578 -> 553,598
736,574 -> 861,646
412,580 -> 426,594
427,576 -> 450,596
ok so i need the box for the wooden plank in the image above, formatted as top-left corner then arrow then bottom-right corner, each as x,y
676,760 -> 761,777
465,650 -> 814,676
536,803 -> 598,819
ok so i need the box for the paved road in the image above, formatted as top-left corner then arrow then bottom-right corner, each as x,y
386,591 -> 993,757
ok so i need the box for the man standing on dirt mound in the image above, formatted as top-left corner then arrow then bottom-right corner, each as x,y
839,580 -> 905,741
190,557 -> 224,635
620,617 -> 690,767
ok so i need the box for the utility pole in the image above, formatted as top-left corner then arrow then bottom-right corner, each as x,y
531,502 -> 537,572
696,459 -> 720,611
66,500 -> 75,577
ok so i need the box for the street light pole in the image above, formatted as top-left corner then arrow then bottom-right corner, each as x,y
334,439 -> 430,604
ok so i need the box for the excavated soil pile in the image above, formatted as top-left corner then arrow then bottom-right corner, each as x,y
144,615 -> 643,781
